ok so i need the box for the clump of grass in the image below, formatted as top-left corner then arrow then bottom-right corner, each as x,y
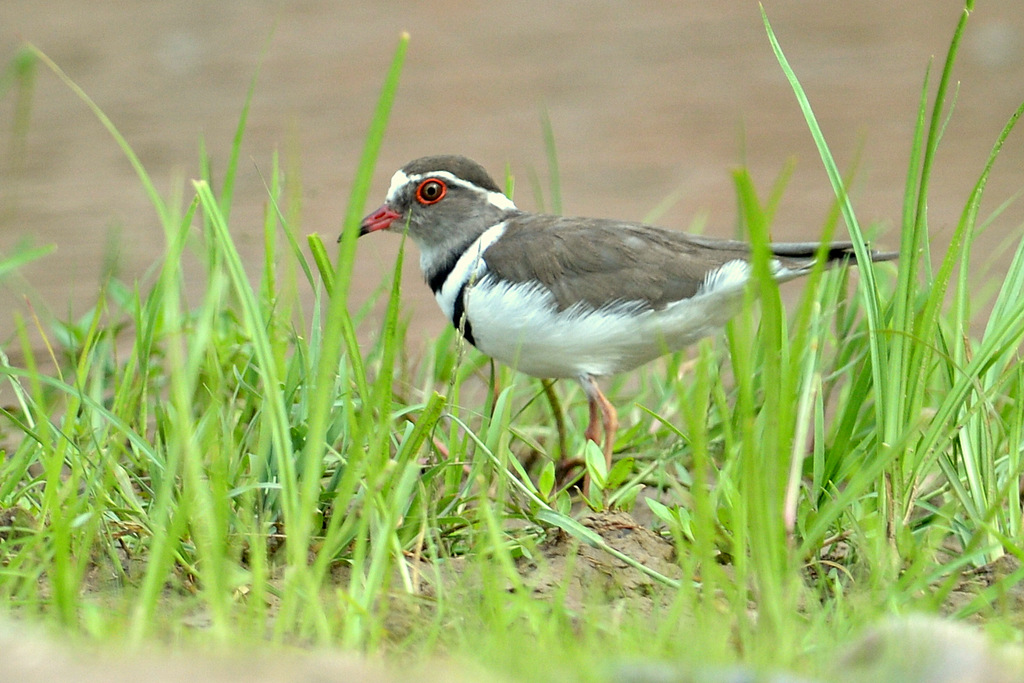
0,2 -> 1022,680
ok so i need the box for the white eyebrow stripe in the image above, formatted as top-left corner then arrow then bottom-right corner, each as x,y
385,169 -> 411,202
386,169 -> 518,212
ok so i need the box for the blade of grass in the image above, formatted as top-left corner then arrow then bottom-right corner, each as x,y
26,44 -> 170,227
273,32 -> 408,636
540,108 -> 562,215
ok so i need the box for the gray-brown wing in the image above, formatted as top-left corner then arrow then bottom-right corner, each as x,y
481,216 -> 758,312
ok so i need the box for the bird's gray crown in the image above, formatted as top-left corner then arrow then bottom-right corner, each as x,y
401,155 -> 502,193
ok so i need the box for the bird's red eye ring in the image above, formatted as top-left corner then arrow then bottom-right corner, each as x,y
415,179 -> 447,205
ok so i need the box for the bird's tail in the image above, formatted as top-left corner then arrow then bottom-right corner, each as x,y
770,241 -> 898,266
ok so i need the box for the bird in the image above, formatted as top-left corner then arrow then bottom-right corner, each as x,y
356,154 -> 895,482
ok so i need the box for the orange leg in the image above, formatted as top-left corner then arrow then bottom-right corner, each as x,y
584,392 -> 602,446
580,374 -> 617,475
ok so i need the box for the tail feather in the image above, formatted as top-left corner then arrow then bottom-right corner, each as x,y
770,241 -> 899,264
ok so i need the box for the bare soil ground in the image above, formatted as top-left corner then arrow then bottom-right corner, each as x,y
4,506 -> 1024,682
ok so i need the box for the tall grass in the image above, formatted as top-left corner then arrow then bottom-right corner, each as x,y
0,2 -> 1022,679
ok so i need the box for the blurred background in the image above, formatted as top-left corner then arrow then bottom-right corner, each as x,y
1,1 -> 1022,349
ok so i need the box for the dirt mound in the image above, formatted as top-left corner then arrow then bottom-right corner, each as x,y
517,511 -> 682,614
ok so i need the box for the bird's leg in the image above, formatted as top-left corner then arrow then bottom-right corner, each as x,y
572,395 -> 601,497
584,393 -> 602,446
541,379 -> 569,462
580,375 -> 616,475
554,383 -> 598,492
597,388 -> 617,472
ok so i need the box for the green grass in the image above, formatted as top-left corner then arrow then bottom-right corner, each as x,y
2,3 -> 1024,680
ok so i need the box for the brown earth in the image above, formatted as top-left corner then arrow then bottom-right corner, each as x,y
4,507 -> 1024,682
1,1 -> 1023,355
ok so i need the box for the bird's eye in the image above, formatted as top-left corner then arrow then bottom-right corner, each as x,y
415,179 -> 447,205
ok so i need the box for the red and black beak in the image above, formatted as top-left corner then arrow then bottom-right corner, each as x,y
358,205 -> 402,236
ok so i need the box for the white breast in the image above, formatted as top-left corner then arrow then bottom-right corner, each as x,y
461,277 -> 746,379
433,222 -> 509,320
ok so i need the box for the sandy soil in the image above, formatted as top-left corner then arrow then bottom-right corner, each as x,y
1,1 -> 1022,353
2,508 -> 1023,682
